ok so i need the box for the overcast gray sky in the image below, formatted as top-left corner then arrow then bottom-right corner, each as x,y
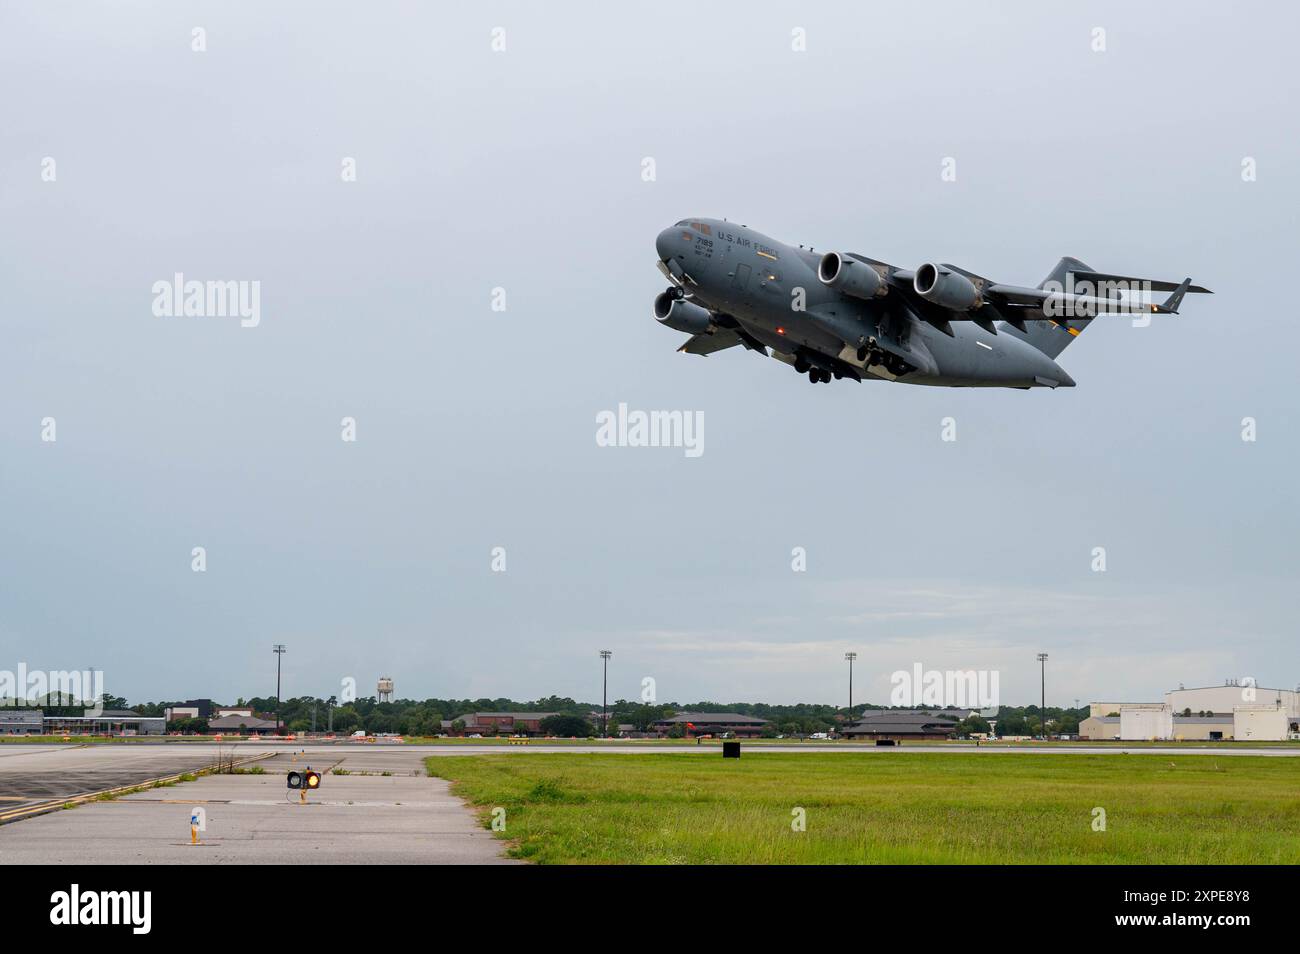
1,1 -> 1296,708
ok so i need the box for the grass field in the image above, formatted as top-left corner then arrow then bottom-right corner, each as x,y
425,752 -> 1300,864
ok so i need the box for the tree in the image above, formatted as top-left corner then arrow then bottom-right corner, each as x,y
997,713 -> 1030,736
331,708 -> 360,734
409,713 -> 443,737
539,714 -> 593,738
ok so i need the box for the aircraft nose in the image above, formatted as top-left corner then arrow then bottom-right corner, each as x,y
656,227 -> 680,262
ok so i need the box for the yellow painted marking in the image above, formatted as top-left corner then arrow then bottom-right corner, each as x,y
756,250 -> 777,260
1067,327 -> 1081,336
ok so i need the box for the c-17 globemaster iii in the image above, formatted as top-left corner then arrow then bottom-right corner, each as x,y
654,218 -> 1210,388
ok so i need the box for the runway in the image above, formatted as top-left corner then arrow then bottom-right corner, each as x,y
0,743 -> 253,820
0,745 -> 513,865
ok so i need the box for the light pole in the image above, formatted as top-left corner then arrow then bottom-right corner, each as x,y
327,695 -> 336,734
273,644 -> 286,734
599,650 -> 612,736
1036,652 -> 1048,739
844,652 -> 857,713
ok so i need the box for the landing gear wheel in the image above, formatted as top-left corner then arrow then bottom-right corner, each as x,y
857,346 -> 868,363
832,371 -> 842,380
794,358 -> 810,374
808,369 -> 819,383
664,285 -> 684,301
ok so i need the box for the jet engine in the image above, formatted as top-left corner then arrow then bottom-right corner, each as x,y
818,252 -> 886,300
913,263 -> 981,311
654,290 -> 711,335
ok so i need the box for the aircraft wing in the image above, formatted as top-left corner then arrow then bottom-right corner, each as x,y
678,328 -> 744,356
846,254 -> 1209,334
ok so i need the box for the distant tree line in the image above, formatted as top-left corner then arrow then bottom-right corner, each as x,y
103,695 -> 1089,738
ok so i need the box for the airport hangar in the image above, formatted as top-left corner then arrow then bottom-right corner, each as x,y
1080,685 -> 1299,741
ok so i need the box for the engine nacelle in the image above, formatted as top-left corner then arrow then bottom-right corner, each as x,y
818,252 -> 886,300
654,291 -> 711,335
913,263 -> 981,311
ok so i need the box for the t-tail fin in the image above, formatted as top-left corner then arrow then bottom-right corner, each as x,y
999,256 -> 1096,359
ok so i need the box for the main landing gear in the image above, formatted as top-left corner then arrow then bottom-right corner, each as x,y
793,354 -> 832,383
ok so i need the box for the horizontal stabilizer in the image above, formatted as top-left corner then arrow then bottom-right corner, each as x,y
1069,269 -> 1212,295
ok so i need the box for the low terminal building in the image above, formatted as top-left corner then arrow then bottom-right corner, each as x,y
650,712 -> 769,738
449,712 -> 560,736
0,710 -> 44,735
207,714 -> 279,734
839,710 -> 960,741
43,709 -> 165,736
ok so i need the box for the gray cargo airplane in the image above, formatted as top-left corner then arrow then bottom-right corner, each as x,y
654,218 -> 1210,388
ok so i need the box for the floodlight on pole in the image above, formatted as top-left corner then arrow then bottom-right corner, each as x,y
844,652 -> 857,712
599,650 -> 612,736
1036,653 -> 1048,739
273,644 -> 286,734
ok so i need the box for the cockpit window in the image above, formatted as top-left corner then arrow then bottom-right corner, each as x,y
674,220 -> 712,235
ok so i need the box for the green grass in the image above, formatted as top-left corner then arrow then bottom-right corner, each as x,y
425,752 -> 1300,864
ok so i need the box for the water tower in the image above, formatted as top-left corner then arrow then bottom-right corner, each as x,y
377,676 -> 394,703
